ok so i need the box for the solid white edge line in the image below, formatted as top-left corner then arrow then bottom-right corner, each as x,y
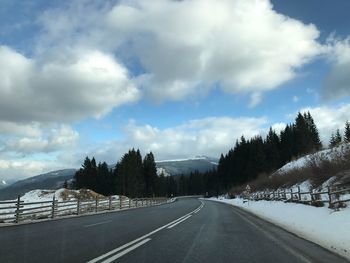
87,200 -> 203,263
167,215 -> 192,229
101,238 -> 151,263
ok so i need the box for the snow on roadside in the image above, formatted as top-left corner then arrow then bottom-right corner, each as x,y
207,197 -> 350,259
0,189 -> 120,222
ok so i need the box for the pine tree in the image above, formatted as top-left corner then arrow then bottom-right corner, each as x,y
345,121 -> 350,143
264,127 -> 281,171
63,180 -> 68,189
335,129 -> 342,145
329,133 -> 336,148
306,112 -> 322,151
329,129 -> 342,148
143,152 -> 157,197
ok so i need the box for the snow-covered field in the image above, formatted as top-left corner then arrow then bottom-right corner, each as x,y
208,197 -> 350,259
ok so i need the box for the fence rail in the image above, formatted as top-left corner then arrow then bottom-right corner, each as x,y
249,183 -> 350,208
0,195 -> 170,224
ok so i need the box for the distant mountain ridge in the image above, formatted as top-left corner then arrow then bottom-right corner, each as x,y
0,169 -> 76,200
0,156 -> 218,200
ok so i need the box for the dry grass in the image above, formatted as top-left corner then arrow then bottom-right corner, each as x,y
58,189 -> 105,201
229,145 -> 350,195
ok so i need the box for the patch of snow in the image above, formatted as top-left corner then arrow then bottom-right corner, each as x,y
276,143 -> 350,174
208,197 -> 350,260
157,167 -> 170,177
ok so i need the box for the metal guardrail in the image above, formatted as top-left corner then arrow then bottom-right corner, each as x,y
0,196 -> 170,224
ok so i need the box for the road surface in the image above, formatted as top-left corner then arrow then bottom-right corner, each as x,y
0,198 -> 348,263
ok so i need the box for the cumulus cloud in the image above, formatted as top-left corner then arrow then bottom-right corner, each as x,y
301,104 -> 350,143
0,46 -> 139,123
323,37 -> 350,100
89,116 -> 269,163
29,0 -> 322,104
0,159 -> 63,180
106,0 -> 321,101
2,125 -> 79,154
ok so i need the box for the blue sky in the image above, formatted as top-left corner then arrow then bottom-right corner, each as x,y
0,0 -> 350,180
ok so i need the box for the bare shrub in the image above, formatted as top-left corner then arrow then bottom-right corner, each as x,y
229,144 -> 350,196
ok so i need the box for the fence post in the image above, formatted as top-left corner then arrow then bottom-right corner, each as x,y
95,196 -> 98,213
327,186 -> 332,206
77,197 -> 80,215
129,198 -> 131,208
15,195 -> 21,223
119,196 -> 122,210
310,189 -> 314,203
290,189 -> 293,201
51,195 -> 56,219
297,186 -> 301,201
108,196 -> 112,210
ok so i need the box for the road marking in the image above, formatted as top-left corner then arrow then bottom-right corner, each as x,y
193,202 -> 204,214
167,215 -> 192,229
100,238 -> 151,263
84,220 -> 112,228
88,200 -> 203,263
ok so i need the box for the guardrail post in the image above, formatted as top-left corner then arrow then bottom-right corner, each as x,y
119,196 -> 122,209
136,199 -> 138,208
129,198 -> 131,208
77,197 -> 80,215
108,196 -> 112,210
297,186 -> 301,201
15,195 -> 21,223
95,196 -> 98,213
51,195 -> 56,219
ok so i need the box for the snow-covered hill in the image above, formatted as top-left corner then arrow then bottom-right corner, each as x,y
276,143 -> 350,174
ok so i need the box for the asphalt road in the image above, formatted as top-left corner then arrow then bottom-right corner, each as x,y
0,198 -> 348,263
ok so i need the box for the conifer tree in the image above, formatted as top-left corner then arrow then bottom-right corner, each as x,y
143,152 -> 157,197
345,121 -> 350,143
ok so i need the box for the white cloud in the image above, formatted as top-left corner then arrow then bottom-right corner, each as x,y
105,0 -> 321,101
293,96 -> 299,103
301,104 -> 350,143
0,159 -> 63,180
249,93 -> 263,108
30,0 -> 322,103
89,116 -> 269,163
0,46 -> 139,123
323,37 -> 350,100
3,125 -> 79,154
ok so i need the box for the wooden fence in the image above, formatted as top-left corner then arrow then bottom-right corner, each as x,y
249,183 -> 350,208
0,196 -> 170,224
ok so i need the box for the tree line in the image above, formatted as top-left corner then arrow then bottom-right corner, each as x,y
72,148 -> 220,197
215,112 -> 322,193
329,121 -> 350,147
73,149 -> 183,198
73,112 -> 349,198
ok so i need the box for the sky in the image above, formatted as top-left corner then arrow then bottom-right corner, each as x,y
0,0 -> 350,180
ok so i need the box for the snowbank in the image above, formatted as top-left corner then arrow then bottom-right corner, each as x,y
208,197 -> 350,259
